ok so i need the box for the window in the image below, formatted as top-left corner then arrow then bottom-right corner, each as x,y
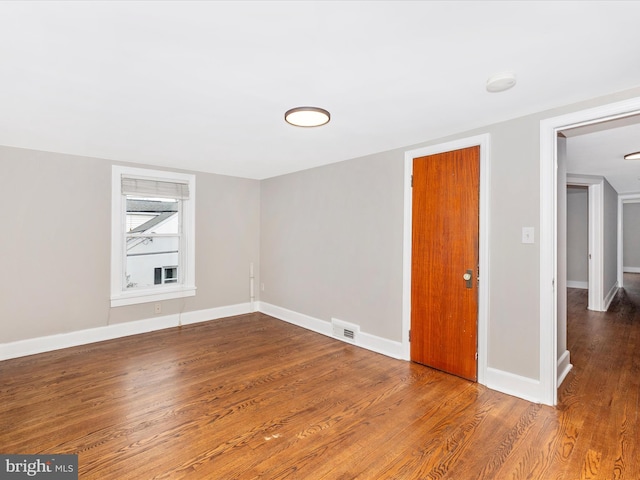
111,166 -> 196,307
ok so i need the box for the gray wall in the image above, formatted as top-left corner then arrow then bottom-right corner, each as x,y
566,186 -> 589,285
261,114 -> 543,378
623,202 -> 640,270
261,86 -> 640,381
1,145 -> 260,343
260,151 -> 404,341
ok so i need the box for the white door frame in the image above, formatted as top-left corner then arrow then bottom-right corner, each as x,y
566,175 -> 605,311
540,96 -> 640,406
402,134 -> 491,386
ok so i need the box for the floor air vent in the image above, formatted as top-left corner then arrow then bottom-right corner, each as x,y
331,318 -> 360,344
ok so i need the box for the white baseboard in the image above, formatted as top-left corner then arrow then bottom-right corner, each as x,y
566,280 -> 588,289
484,367 -> 543,404
623,266 -> 640,273
257,302 -> 404,359
180,303 -> 253,326
358,330 -> 404,359
604,281 -> 620,311
0,303 -> 253,361
257,302 -> 332,336
2,300 -> 545,405
557,349 -> 572,387
259,302 -> 548,401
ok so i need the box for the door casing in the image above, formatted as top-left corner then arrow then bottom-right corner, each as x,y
402,134 -> 490,386
540,95 -> 640,406
566,175 -> 605,312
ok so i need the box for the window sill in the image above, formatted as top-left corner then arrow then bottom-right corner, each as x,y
110,286 -> 196,307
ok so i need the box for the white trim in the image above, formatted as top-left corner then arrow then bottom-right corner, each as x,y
180,303 -> 253,325
258,302 -> 332,336
619,194 -> 623,288
258,302 -> 404,359
358,331 -> 404,359
111,286 -> 197,307
604,281 -> 620,311
557,349 -> 572,387
540,116 -> 558,406
484,367 -> 542,404
540,95 -> 640,406
623,266 -> 640,273
111,165 -> 196,307
402,134 -> 491,385
587,182 -> 604,311
0,315 -> 178,361
566,280 -> 588,289
0,303 -> 253,361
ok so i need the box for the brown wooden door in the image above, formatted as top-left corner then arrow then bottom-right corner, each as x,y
411,146 -> 480,381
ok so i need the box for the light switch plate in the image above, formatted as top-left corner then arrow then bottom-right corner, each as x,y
522,227 -> 534,244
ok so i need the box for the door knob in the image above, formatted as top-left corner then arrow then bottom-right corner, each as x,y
463,269 -> 473,288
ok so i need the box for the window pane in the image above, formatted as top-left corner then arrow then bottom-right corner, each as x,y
124,195 -> 181,290
126,197 -> 179,234
125,235 -> 180,289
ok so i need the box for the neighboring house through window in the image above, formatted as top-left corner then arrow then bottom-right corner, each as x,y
111,166 -> 196,307
155,266 -> 178,285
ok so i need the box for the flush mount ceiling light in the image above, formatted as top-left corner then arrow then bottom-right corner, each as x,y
284,106 -> 330,127
624,151 -> 640,160
486,72 -> 517,93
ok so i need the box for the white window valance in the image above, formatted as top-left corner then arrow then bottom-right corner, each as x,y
121,177 -> 190,200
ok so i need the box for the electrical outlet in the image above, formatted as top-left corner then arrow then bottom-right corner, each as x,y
261,283 -> 265,292
154,303 -> 162,314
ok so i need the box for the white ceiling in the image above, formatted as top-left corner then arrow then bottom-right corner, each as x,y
1,1 -> 639,180
565,117 -> 640,194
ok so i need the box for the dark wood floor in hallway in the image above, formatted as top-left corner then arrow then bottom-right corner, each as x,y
1,279 -> 639,479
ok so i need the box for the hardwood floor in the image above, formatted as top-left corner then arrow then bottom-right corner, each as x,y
1,280 -> 639,479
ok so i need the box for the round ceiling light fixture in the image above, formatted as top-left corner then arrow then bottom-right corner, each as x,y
284,106 -> 330,127
486,72 -> 517,93
624,151 -> 640,160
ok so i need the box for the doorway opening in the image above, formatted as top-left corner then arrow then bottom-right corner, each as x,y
618,194 -> 640,286
540,96 -> 640,406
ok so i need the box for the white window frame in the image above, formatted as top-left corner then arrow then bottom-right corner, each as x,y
111,166 -> 196,307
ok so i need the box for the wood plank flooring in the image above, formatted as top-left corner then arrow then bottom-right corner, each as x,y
1,278 -> 639,479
